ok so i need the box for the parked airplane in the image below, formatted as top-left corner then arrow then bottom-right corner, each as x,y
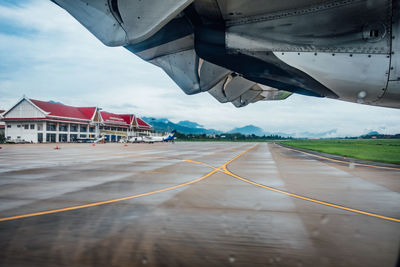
127,130 -> 177,143
128,136 -> 144,143
143,130 -> 177,143
51,0 -> 400,109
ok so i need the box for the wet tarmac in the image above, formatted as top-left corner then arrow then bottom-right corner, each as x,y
0,142 -> 399,267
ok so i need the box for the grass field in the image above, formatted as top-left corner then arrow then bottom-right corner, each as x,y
279,139 -> 400,165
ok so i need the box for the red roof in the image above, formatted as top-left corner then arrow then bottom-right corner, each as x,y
30,99 -> 93,121
0,110 -> 4,114
100,111 -> 129,126
5,98 -> 148,127
136,118 -> 152,129
119,114 -> 134,125
77,107 -> 97,120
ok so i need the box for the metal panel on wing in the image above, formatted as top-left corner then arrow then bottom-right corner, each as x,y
118,0 -> 193,44
231,86 -> 261,107
52,0 -> 126,46
273,52 -> 390,105
226,0 -> 391,54
222,75 -> 255,102
151,49 -> 201,95
199,61 -> 231,91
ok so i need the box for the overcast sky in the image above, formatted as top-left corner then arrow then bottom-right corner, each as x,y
1,0 -> 400,136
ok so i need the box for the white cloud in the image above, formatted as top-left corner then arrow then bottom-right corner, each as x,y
0,0 -> 400,136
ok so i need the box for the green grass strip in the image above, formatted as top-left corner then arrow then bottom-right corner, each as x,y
279,139 -> 400,165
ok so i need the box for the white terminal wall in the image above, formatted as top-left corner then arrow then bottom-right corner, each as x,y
6,99 -> 46,118
5,122 -> 39,142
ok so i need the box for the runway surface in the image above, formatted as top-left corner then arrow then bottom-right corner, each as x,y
0,142 -> 399,266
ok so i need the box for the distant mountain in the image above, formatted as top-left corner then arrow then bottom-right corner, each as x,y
140,118 -> 350,139
227,125 -> 293,137
365,131 -> 380,136
228,125 -> 265,136
141,117 -> 222,134
226,125 -> 340,138
177,120 -> 203,128
294,129 -> 338,138
48,100 -> 63,105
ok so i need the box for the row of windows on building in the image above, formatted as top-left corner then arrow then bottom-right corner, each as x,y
9,132 -> 128,142
39,133 -> 97,143
10,133 -> 96,143
7,124 -> 36,130
7,123 -> 129,132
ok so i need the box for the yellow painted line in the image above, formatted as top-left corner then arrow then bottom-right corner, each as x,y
222,166 -> 400,223
184,150 -> 400,223
184,144 -> 257,171
0,171 -> 217,222
184,159 -> 219,170
279,144 -> 400,171
0,145 -> 256,222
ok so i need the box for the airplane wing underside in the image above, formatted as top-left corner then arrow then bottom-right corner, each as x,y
52,0 -> 400,108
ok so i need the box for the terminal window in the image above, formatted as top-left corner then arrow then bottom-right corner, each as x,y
70,134 -> 78,141
59,124 -> 68,132
30,124 -> 35,129
46,133 -> 56,142
47,124 -> 56,131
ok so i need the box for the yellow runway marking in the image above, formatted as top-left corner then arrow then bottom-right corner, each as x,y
0,145 -> 256,222
222,166 -> 400,223
184,144 -> 257,172
184,160 -> 218,170
185,152 -> 400,223
279,144 -> 400,171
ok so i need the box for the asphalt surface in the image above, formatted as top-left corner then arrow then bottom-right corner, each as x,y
0,142 -> 399,267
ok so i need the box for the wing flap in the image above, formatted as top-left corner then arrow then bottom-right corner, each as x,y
151,49 -> 201,95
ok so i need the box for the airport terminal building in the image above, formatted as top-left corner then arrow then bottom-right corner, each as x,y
1,97 -> 152,143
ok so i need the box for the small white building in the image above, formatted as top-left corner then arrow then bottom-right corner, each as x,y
1,97 -> 152,143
